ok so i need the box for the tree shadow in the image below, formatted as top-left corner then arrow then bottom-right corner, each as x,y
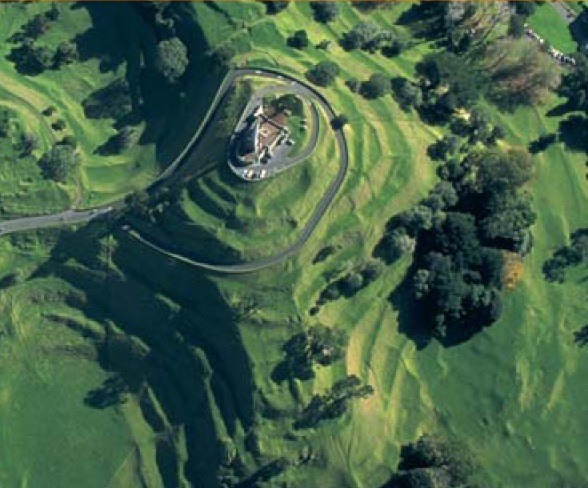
72,2 -> 223,171
574,325 -> 588,347
84,374 -> 128,409
559,114 -> 588,152
29,220 -> 257,487
389,264 -> 432,351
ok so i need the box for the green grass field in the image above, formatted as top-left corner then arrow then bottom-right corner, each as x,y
527,2 -> 578,53
0,104 -> 72,216
0,2 -> 586,488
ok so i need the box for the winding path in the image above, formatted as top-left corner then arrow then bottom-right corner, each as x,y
0,68 -> 349,274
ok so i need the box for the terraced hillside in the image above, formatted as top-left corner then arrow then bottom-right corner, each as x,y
0,2 -> 586,488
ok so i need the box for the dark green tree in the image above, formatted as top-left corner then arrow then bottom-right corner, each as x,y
287,29 -> 309,49
38,144 -> 78,182
361,73 -> 390,99
155,37 -> 189,83
53,40 -> 79,67
306,61 -> 340,87
310,2 -> 340,23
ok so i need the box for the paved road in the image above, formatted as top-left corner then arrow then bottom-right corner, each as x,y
0,68 -> 349,274
0,207 -> 112,236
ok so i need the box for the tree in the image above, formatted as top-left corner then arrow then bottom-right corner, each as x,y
470,147 -> 534,194
11,41 -> 53,75
306,61 -> 340,87
209,44 -> 236,69
386,227 -> 416,261
53,40 -> 78,67
480,192 -> 537,250
155,37 -> 189,83
391,78 -> 423,112
381,38 -> 404,58
360,73 -> 390,99
51,119 -> 66,131
38,144 -> 78,182
265,1 -> 289,15
82,78 -> 132,120
513,1 -> 536,17
20,132 -> 39,156
0,108 -> 10,138
423,181 -> 458,211
331,114 -> 349,130
398,205 -> 434,234
340,21 -> 389,52
273,326 -> 348,383
310,2 -> 340,23
427,135 -> 461,161
23,14 -> 52,40
508,14 -> 526,38
485,38 -> 561,108
385,435 -> 476,488
417,52 -> 487,109
287,29 -> 309,49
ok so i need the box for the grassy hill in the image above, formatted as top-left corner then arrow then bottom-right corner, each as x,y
0,2 -> 586,488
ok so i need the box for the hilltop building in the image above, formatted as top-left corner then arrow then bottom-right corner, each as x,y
236,104 -> 290,165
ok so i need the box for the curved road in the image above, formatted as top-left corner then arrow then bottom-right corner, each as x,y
0,68 -> 349,274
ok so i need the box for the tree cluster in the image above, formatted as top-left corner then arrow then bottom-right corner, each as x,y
543,228 -> 588,283
7,5 -> 78,76
383,435 -> 476,488
82,78 -> 133,120
38,143 -> 79,182
272,325 -> 347,383
378,146 -> 536,341
294,375 -> 373,429
317,260 -> 384,306
340,20 -> 406,57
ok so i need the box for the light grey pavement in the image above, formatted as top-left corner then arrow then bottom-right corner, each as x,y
0,207 -> 112,236
0,68 -> 348,274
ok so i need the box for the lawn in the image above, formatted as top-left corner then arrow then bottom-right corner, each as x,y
0,2 -> 586,488
0,104 -> 72,216
527,2 -> 578,53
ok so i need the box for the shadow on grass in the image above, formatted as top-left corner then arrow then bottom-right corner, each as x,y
559,114 -> 588,152
71,2 -> 224,170
29,220 -> 257,487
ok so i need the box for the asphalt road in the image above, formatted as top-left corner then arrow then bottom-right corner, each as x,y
0,68 -> 348,274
